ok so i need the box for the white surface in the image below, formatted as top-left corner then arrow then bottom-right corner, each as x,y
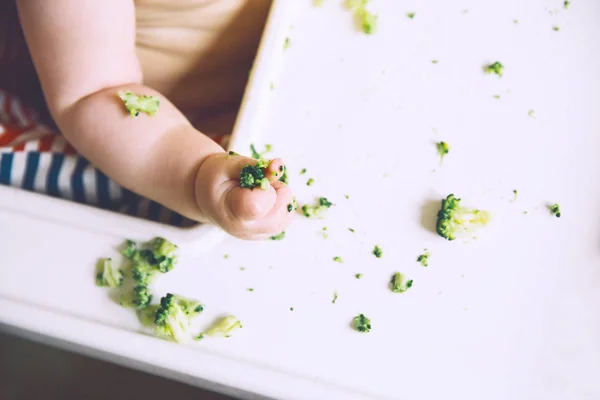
2,0 -> 600,399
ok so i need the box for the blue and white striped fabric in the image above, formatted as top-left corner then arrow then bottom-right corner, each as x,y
0,151 -> 192,227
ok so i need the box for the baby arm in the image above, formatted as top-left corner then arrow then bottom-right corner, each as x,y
17,0 -> 292,239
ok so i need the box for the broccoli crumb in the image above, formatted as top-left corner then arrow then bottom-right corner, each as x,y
348,228 -> 355,233
417,250 -> 430,267
353,314 -> 371,332
436,194 -> 490,241
118,91 -> 160,117
485,61 -> 504,77
355,273 -> 363,279
250,144 -> 272,160
247,288 -> 254,292
511,190 -> 518,202
153,293 -> 204,343
390,272 -> 413,293
549,203 -> 561,218
300,197 -> 334,218
432,59 -> 438,64
284,37 -> 290,50
333,256 -> 343,263
347,0 -> 378,34
436,141 -> 450,163
564,1 -> 570,9
270,231 -> 286,241
528,110 -> 536,118
407,12 -> 415,19
553,26 -> 560,31
332,292 -> 338,304
372,245 -> 383,258
287,203 -> 294,212
195,333 -> 205,341
206,316 -> 242,338
344,194 -> 350,199
223,254 -> 229,259
494,94 -> 501,99
300,168 -> 307,175
290,307 -> 294,311
306,178 -> 315,186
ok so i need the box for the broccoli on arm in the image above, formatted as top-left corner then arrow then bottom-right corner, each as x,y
206,316 -> 243,338
436,194 -> 490,240
118,91 -> 160,117
95,258 -> 124,288
154,293 -> 204,342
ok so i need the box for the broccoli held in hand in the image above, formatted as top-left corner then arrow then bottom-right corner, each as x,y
436,194 -> 490,241
240,159 -> 270,190
206,316 -> 243,338
95,258 -> 123,288
118,91 -> 160,117
154,293 -> 204,343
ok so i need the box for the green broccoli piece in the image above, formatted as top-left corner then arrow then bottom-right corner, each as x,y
436,194 -> 490,241
564,1 -> 570,9
347,0 -> 378,34
300,168 -> 307,175
121,239 -> 138,259
353,314 -> 371,332
417,250 -> 430,267
300,197 -> 334,219
390,272 -> 413,293
95,258 -> 123,288
152,237 -> 177,273
372,245 -> 383,258
284,37 -> 290,50
118,91 -> 160,117
332,292 -> 339,304
333,256 -> 343,263
206,316 -> 243,338
436,141 -> 450,163
250,144 -> 272,160
132,286 -> 153,309
240,162 -> 270,190
549,203 -> 561,218
485,61 -> 504,77
553,26 -> 560,31
355,273 -> 363,279
154,293 -> 204,342
270,231 -> 286,241
306,178 -> 315,186
313,0 -> 324,6
407,12 -> 415,19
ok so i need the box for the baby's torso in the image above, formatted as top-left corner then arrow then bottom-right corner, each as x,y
135,0 -> 272,132
0,0 -> 271,133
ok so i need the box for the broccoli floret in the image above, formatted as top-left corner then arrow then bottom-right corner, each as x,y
407,12 -> 415,19
549,203 -> 561,218
132,286 -> 153,309
121,239 -> 138,259
436,194 -> 490,241
270,231 -> 286,240
355,273 -> 363,279
436,141 -> 450,163
300,168 -> 307,175
132,261 -> 158,287
417,250 -> 430,267
240,160 -> 270,190
154,293 -> 204,342
372,245 -> 383,258
353,314 -> 371,332
333,256 -> 343,263
118,91 -> 160,117
206,316 -> 243,338
95,258 -> 124,288
300,197 -> 334,219
390,272 -> 413,293
485,61 -> 504,77
151,237 -> 177,273
306,178 -> 315,186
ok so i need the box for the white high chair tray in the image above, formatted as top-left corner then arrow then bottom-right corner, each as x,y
1,1 -> 600,399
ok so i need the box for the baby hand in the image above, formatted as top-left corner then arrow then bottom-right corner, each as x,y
194,152 -> 294,240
